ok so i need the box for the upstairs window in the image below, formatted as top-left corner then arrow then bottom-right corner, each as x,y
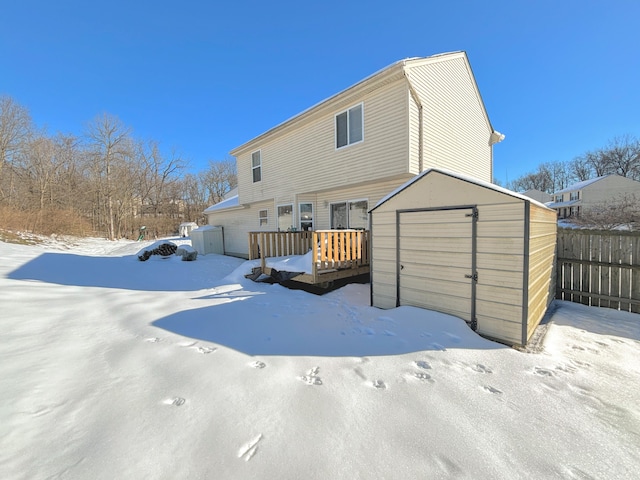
252,151 -> 262,183
570,191 -> 580,201
336,104 -> 363,149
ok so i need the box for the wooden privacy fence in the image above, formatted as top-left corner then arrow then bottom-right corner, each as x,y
556,229 -> 640,313
248,230 -> 370,276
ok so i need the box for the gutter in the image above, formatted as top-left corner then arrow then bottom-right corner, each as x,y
404,69 -> 424,172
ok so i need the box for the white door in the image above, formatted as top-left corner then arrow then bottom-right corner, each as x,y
398,207 -> 477,327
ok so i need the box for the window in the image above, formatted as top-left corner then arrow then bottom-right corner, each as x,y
330,199 -> 368,229
570,191 -> 580,201
277,204 -> 293,231
251,151 -> 261,183
336,104 -> 363,149
348,200 -> 368,229
555,195 -> 563,203
299,203 -> 313,231
259,209 -> 268,226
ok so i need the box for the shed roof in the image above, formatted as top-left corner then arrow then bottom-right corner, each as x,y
371,167 -> 552,212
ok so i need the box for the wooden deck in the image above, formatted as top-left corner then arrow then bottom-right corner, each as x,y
248,230 -> 370,286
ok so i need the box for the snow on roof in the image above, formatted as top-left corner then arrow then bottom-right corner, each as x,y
204,195 -> 240,213
553,175 -> 611,194
371,167 -> 552,211
547,200 -> 579,208
191,225 -> 222,232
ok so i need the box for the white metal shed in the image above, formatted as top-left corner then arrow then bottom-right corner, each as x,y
190,226 -> 225,255
370,168 -> 557,346
179,222 -> 199,237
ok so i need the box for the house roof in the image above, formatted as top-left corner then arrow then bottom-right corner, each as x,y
547,200 -> 579,209
371,167 -> 551,212
230,51 -> 496,156
203,195 -> 240,213
553,175 -> 611,194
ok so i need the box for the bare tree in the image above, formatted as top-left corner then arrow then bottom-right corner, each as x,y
201,159 -> 237,205
569,156 -> 592,182
179,173 -> 209,223
0,96 -> 33,202
86,113 -> 131,240
573,194 -> 640,231
599,135 -> 640,180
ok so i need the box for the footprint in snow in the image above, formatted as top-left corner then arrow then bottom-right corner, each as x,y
251,361 -> 266,369
196,346 -> 216,354
145,337 -> 160,343
415,360 -> 432,370
471,364 -> 493,374
373,380 -> 387,389
301,367 -> 322,385
482,386 -> 502,395
238,434 -> 263,462
164,397 -> 186,407
533,367 -> 554,377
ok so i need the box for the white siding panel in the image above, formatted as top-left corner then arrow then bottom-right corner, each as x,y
206,200 -> 273,258
237,81 -> 410,205
407,56 -> 492,181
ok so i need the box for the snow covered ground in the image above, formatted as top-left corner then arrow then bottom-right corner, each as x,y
1,235 -> 639,479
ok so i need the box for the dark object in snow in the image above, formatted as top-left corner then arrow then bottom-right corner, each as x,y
176,245 -> 198,261
268,267 -> 303,282
137,242 -> 178,261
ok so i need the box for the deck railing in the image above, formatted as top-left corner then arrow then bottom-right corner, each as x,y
248,230 -> 370,276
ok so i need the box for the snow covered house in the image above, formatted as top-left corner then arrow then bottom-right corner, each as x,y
370,168 -> 557,346
522,189 -> 552,204
549,174 -> 640,219
205,51 -> 503,263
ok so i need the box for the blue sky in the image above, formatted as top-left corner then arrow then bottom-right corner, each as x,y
2,0 -> 639,184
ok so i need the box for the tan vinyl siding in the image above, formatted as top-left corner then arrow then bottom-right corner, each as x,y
314,177 -> 412,229
408,90 -> 420,173
236,80 -> 410,205
525,203 -> 557,338
371,170 -> 557,346
205,200 -> 273,258
582,175 -> 640,208
406,55 -> 492,181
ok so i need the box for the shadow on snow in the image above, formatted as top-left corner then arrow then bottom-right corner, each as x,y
6,251 -> 234,291
152,287 -> 506,357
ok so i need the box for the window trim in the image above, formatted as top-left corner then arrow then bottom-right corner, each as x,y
251,150 -> 262,183
276,203 -> 294,232
335,103 -> 364,150
258,209 -> 268,227
298,202 -> 314,231
329,198 -> 369,229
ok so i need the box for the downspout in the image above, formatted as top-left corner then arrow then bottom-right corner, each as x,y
404,71 -> 424,172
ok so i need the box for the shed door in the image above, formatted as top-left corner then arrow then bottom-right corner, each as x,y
397,207 -> 477,327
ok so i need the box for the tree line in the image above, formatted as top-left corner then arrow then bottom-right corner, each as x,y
0,95 -> 237,240
501,134 -> 640,193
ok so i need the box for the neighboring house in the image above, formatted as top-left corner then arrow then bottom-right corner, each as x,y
548,174 -> 640,219
206,51 -> 504,258
521,189 -> 552,204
